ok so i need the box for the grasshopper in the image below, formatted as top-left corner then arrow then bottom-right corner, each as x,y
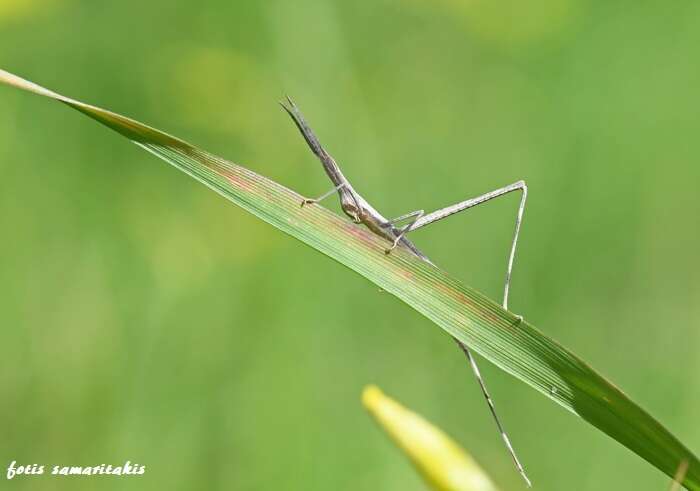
281,98 -> 529,487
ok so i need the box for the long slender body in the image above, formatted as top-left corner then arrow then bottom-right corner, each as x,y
281,98 -> 530,487
281,98 -> 431,262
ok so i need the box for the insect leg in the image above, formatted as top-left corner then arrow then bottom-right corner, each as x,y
384,209 -> 425,254
455,339 -> 531,487
399,180 -> 527,311
389,181 -> 531,485
301,183 -> 347,207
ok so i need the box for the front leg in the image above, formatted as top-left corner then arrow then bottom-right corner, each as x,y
301,182 -> 347,207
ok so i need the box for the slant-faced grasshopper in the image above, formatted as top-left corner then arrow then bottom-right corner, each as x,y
281,98 -> 530,487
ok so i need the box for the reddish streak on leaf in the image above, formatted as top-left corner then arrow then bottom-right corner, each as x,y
458,291 -> 501,325
345,223 -> 377,247
433,279 -> 501,326
463,294 -> 501,325
221,171 -> 254,192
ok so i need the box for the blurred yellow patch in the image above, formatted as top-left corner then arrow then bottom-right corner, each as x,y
412,0 -> 579,48
121,174 -> 273,289
363,385 -> 500,491
0,0 -> 59,24
167,46 -> 274,139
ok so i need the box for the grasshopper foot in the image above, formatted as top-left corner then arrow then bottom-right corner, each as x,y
384,237 -> 401,255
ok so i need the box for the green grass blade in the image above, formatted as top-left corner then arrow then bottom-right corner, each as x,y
1,69 -> 697,488
363,385 -> 500,491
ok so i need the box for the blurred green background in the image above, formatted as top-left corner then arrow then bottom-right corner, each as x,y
1,0 -> 699,489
